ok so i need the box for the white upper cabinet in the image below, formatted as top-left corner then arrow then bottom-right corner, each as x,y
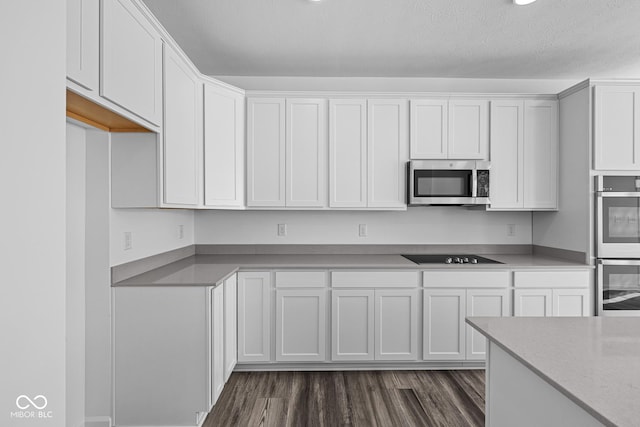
247,98 -> 286,207
490,100 -> 525,209
329,99 -> 368,208
367,99 -> 409,208
286,99 -> 328,207
247,97 -> 327,208
67,0 -> 99,91
523,100 -> 558,209
101,0 -> 162,125
448,100 -> 489,159
162,44 -> 202,206
410,99 -> 448,159
203,83 -> 245,208
594,85 -> 640,170
410,98 -> 488,160
329,99 -> 408,209
490,99 -> 558,210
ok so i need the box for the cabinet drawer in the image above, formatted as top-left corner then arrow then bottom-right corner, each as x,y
423,271 -> 510,288
331,271 -> 419,288
514,270 -> 590,288
275,271 -> 327,288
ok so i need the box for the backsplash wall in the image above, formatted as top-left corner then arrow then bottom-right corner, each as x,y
195,209 -> 532,245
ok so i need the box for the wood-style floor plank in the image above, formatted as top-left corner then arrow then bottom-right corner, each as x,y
203,370 -> 485,427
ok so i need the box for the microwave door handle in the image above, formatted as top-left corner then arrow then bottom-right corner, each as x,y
471,171 -> 478,198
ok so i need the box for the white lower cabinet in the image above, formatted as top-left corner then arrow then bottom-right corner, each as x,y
210,285 -> 225,406
223,275 -> 237,382
237,272 -> 272,362
465,289 -> 510,360
332,289 -> 418,361
423,289 -> 467,361
275,289 -> 327,361
513,270 -> 591,317
513,288 -> 553,316
423,271 -> 511,361
332,290 -> 375,361
375,290 -> 419,360
114,283 -> 232,427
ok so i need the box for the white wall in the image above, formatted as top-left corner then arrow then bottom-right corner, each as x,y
195,209 -> 532,245
66,124 -> 86,427
0,2 -> 66,426
533,86 -> 590,256
84,129 -> 112,426
215,76 -> 578,94
110,208 -> 195,266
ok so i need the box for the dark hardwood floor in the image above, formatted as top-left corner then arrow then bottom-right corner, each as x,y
204,370 -> 485,427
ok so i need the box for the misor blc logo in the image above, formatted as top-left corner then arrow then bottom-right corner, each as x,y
10,395 -> 53,419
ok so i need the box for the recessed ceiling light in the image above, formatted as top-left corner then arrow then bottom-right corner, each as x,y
514,0 -> 537,5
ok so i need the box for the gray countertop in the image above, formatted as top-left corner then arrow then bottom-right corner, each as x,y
467,317 -> 640,427
113,253 -> 590,287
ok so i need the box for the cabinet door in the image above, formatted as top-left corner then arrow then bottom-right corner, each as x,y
552,288 -> 590,317
67,0 -> 99,90
513,289 -> 552,317
375,290 -> 418,361
367,99 -> 408,208
523,100 -> 558,209
223,275 -> 237,382
594,85 -> 640,170
101,0 -> 162,125
163,44 -> 202,206
286,99 -> 327,207
332,290 -> 375,361
247,98 -> 286,207
448,100 -> 488,159
210,285 -> 225,406
237,272 -> 272,362
276,289 -> 327,362
410,99 -> 448,159
204,84 -> 244,208
114,287 -> 208,426
466,289 -> 510,360
423,289 -> 466,360
489,100 -> 524,209
329,99 -> 367,207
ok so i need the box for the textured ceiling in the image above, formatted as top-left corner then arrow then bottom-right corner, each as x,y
142,0 -> 640,79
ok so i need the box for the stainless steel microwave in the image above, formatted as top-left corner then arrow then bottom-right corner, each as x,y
407,160 -> 491,206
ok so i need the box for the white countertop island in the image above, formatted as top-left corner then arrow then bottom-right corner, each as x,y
467,317 -> 640,427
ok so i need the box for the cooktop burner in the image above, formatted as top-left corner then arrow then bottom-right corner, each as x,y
401,254 -> 503,265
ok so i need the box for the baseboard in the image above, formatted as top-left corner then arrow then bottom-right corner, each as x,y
85,416 -> 112,427
235,361 -> 486,371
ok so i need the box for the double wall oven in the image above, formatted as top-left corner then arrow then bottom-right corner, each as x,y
596,175 -> 640,316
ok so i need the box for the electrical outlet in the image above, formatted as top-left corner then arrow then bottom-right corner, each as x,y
359,224 -> 368,237
124,231 -> 132,250
507,224 -> 516,237
277,223 -> 287,237
178,224 -> 184,239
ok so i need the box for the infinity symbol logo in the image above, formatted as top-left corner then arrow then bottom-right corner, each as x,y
16,395 -> 48,410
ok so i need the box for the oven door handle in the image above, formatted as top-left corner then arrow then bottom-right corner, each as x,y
598,259 -> 640,266
596,192 -> 640,197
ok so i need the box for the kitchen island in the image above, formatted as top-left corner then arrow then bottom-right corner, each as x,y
467,317 -> 640,427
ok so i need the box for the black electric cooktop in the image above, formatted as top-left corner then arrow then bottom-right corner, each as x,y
401,254 -> 503,265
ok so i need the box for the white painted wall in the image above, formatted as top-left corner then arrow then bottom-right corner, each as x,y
0,2 -> 66,426
66,124 -> 86,427
195,209 -> 532,245
84,129 -> 112,426
109,133 -> 195,267
533,86 -> 590,257
110,208 -> 195,266
215,76 -> 578,94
